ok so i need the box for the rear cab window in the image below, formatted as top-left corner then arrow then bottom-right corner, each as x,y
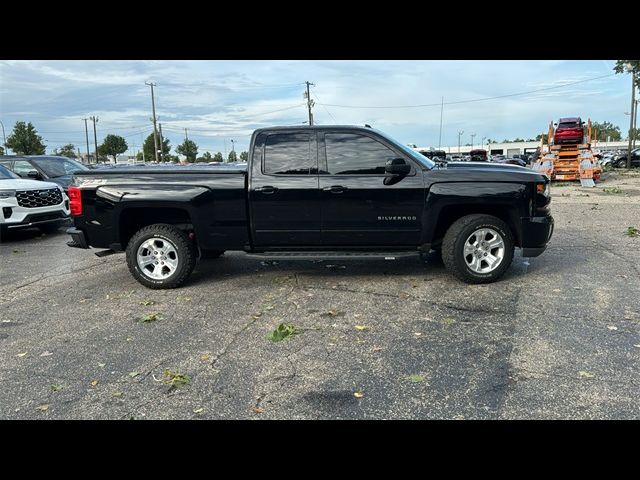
263,132 -> 317,175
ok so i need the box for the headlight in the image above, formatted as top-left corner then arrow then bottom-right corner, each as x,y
0,189 -> 16,199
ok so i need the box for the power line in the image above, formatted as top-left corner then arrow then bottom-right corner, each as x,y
312,91 -> 336,123
315,73 -> 617,109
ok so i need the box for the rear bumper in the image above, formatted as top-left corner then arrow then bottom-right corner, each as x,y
520,214 -> 554,257
66,227 -> 89,249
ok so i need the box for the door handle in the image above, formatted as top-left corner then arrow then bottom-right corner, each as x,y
322,185 -> 348,193
254,186 -> 278,194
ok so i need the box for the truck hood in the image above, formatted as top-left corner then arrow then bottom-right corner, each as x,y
428,161 -> 548,183
0,178 -> 61,190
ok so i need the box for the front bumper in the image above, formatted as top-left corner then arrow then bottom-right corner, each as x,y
66,227 -> 89,249
520,214 -> 554,257
3,212 -> 71,230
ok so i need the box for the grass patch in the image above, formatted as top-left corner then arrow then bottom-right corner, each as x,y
602,187 -> 623,194
267,323 -> 298,342
552,182 -> 573,187
162,369 -> 190,387
625,226 -> 639,237
140,313 -> 161,323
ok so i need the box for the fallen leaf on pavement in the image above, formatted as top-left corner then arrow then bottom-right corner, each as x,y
36,404 -> 49,412
354,392 -> 364,399
200,353 -> 211,362
112,391 -> 123,397
354,325 -> 367,331
372,346 -> 383,352
253,407 -> 265,414
128,371 -> 140,378
90,380 -> 98,386
97,362 -> 106,368
140,300 -> 155,306
40,351 -> 53,357
16,352 -> 27,357
607,326 -> 618,331
578,371 -> 595,379
50,385 -> 64,392
414,332 -> 422,337
406,374 -> 425,383
193,407 -> 204,414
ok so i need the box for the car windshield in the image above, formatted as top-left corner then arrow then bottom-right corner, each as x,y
0,164 -> 19,179
374,129 -> 435,169
558,122 -> 579,129
30,157 -> 88,177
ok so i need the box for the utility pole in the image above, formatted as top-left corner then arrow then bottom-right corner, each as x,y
627,72 -> 636,168
438,97 -> 444,149
145,81 -> 160,163
184,128 -> 188,141
305,81 -> 315,126
83,118 -> 90,163
633,98 -> 639,150
158,123 -> 165,162
90,116 -> 99,163
470,133 -> 476,149
230,139 -> 235,152
458,130 -> 464,153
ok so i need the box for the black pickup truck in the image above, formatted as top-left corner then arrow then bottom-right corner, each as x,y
66,125 -> 553,288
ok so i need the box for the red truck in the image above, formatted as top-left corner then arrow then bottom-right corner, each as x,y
554,117 -> 584,144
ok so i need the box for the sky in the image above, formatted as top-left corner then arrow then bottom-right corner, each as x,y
0,60 -> 633,157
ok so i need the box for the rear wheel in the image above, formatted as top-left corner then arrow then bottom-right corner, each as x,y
126,224 -> 196,289
441,214 -> 514,284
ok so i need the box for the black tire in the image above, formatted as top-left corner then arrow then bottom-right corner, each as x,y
200,250 -> 225,259
125,223 -> 196,289
616,159 -> 627,168
441,214 -> 514,284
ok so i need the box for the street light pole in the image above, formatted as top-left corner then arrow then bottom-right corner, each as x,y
626,72 -> 636,168
458,130 -> 464,153
0,120 -> 7,154
90,116 -> 99,163
470,133 -> 476,150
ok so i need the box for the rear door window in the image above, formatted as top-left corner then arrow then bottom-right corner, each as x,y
263,132 -> 315,175
13,160 -> 36,177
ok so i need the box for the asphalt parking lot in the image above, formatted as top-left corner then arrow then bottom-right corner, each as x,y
1,170 -> 639,419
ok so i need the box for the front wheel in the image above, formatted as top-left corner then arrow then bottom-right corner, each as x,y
126,224 -> 196,289
616,159 -> 627,168
441,214 -> 514,284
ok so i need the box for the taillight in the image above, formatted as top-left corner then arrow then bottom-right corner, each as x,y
68,187 -> 83,216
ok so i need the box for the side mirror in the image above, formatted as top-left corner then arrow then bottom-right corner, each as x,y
27,170 -> 41,179
385,158 -> 411,175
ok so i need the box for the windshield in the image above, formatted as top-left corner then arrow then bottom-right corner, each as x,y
374,129 -> 435,169
30,157 -> 88,177
0,164 -> 19,179
558,122 -> 580,129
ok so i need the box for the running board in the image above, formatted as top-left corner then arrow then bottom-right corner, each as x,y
247,251 -> 421,261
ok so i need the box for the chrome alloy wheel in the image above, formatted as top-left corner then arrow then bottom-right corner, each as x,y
463,228 -> 505,273
136,237 -> 179,280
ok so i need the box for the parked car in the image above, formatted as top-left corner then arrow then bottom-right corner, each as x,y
0,164 -> 70,237
67,125 -> 553,288
554,117 -> 584,144
613,148 -> 640,168
0,155 -> 89,192
469,149 -> 488,162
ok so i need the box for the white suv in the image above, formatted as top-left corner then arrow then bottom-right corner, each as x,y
0,164 -> 70,237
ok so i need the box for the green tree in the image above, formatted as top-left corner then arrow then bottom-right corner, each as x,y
98,135 -> 128,163
631,128 -> 640,141
535,133 -> 549,143
227,150 -> 238,162
213,152 -> 224,163
0,146 -> 4,155
591,121 -> 622,141
6,121 -> 46,155
54,144 -> 77,158
513,138 -> 525,142
196,152 -> 212,163
239,151 -> 248,162
176,139 -> 198,162
142,133 -> 171,162
614,60 -> 640,88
